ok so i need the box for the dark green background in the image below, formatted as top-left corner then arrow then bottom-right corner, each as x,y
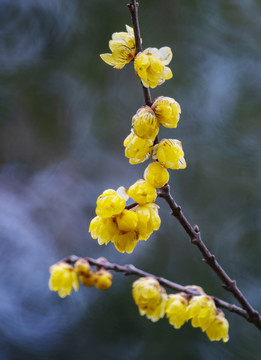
0,0 -> 260,359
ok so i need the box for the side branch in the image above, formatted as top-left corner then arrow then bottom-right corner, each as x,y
157,184 -> 261,330
64,255 -> 249,321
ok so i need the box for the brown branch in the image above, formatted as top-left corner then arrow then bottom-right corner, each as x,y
64,255 -> 248,320
128,0 -> 152,107
128,0 -> 261,331
157,184 -> 261,330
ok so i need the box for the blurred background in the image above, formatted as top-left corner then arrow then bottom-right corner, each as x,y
0,0 -> 260,359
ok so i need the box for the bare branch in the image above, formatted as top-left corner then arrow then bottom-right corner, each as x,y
157,184 -> 261,330
63,255 -> 249,321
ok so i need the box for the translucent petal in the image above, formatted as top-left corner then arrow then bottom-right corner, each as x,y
125,24 -> 134,35
116,186 -> 129,201
157,46 -> 173,65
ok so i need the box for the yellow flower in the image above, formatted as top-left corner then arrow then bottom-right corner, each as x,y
134,47 -> 173,88
113,230 -> 139,254
134,203 -> 161,240
128,179 -> 157,204
100,25 -> 136,69
89,216 -> 119,245
116,209 -> 138,232
205,311 -> 229,343
132,106 -> 159,140
152,139 -> 186,170
124,132 -> 153,164
74,258 -> 91,277
95,269 -> 113,290
165,293 -> 189,329
132,277 -> 167,322
80,270 -> 98,287
151,96 -> 181,128
96,189 -> 126,218
49,262 -> 79,298
123,132 -> 153,164
186,295 -> 217,331
143,161 -> 169,188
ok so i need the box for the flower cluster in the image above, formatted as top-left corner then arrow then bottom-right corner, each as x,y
100,25 -> 172,88
49,258 -> 113,297
47,16 -> 236,346
89,182 -> 161,253
97,25 -> 187,255
124,97 -> 185,168
132,278 -> 229,343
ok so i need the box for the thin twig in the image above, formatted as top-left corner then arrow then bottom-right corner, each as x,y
128,0 -> 261,331
64,255 -> 248,320
157,184 -> 261,330
128,0 -> 152,107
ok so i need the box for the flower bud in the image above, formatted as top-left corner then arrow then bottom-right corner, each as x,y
96,189 -> 126,218
152,96 -> 181,128
152,139 -> 186,169
95,269 -> 113,290
132,106 -> 159,140
124,132 -> 153,164
74,258 -> 91,277
128,180 -> 157,204
144,161 -> 169,188
80,270 -> 97,287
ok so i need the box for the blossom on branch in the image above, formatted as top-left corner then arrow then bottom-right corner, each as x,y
151,96 -> 181,128
134,47 -> 173,88
132,277 -> 168,322
96,189 -> 127,218
49,262 -> 79,298
124,132 -> 153,164
165,293 -> 189,329
186,295 -> 217,331
143,161 -> 169,188
128,179 -> 157,204
134,203 -> 161,240
95,269 -> 113,290
205,310 -> 229,343
100,25 -> 136,69
152,139 -> 186,170
132,106 -> 159,140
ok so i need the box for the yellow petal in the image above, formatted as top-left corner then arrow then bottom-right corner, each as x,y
163,66 -> 173,80
100,54 -> 119,67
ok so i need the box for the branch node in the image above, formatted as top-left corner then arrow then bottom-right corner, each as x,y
194,225 -> 200,233
191,237 -> 198,244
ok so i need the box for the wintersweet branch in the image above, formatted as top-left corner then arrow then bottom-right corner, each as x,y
64,255 -> 248,321
157,184 -> 261,330
128,0 -> 152,107
128,0 -> 261,332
